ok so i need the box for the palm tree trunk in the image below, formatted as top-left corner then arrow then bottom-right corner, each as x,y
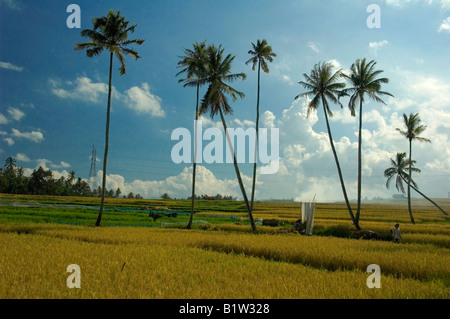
400,176 -> 448,216
96,52 -> 114,227
187,83 -> 200,229
407,140 -> 415,224
356,100 -> 363,224
250,59 -> 261,214
322,101 -> 360,230
219,108 -> 256,232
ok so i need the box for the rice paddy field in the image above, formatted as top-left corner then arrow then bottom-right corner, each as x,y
0,193 -> 449,299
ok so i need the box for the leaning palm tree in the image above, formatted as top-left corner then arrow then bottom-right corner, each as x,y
384,152 -> 447,217
176,41 -> 208,229
396,113 -> 432,223
245,39 -> 276,214
75,10 -> 144,226
295,62 -> 360,230
199,44 -> 256,232
341,58 -> 393,225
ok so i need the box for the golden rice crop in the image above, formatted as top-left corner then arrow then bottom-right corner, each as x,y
0,226 -> 448,299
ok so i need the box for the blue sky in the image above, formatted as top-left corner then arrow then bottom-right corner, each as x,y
1,0 -> 449,201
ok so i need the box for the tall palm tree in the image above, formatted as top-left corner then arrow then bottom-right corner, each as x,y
384,152 -> 447,217
245,39 -> 276,214
176,41 -> 208,229
396,113 -> 432,223
295,62 -> 360,230
75,10 -> 144,227
199,44 -> 256,232
342,58 -> 393,225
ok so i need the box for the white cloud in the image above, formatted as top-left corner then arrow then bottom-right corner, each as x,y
61,161 -> 71,168
3,137 -> 14,146
7,107 -> 25,121
16,153 -> 30,162
438,16 -> 450,32
369,40 -> 389,55
308,42 -> 321,53
0,61 -> 23,71
385,0 -> 450,9
124,82 -> 165,118
0,0 -> 23,10
11,128 -> 44,143
0,113 -> 8,124
406,73 -> 450,109
261,111 -> 276,128
96,165 -> 253,199
233,118 -> 255,128
50,76 -> 121,103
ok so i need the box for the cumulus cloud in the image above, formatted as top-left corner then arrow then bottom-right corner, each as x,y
50,77 -> 121,103
95,165 -> 253,199
11,128 -> 44,143
125,83 -> 165,117
438,16 -> 450,32
0,61 -> 23,71
16,153 -> 30,162
124,83 -> 165,117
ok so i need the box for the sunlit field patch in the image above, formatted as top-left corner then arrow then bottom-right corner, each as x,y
0,195 -> 449,298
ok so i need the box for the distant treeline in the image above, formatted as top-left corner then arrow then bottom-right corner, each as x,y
1,157 -> 142,199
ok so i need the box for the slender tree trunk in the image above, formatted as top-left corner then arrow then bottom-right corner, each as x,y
219,108 -> 256,232
96,52 -> 114,227
250,60 -> 261,213
187,83 -> 200,229
322,101 -> 360,230
407,140 -> 415,224
356,100 -> 363,224
400,176 -> 448,216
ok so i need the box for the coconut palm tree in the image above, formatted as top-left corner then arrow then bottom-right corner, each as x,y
75,10 -> 144,227
199,44 -> 256,232
396,113 -> 432,223
245,39 -> 276,214
384,152 -> 447,217
176,41 -> 208,229
341,58 -> 393,225
295,62 -> 360,230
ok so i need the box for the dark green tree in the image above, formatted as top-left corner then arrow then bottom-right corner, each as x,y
4,157 -> 17,193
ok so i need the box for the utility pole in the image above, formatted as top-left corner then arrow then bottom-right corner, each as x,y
89,145 -> 97,189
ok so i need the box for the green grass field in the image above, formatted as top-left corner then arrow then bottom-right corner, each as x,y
0,193 -> 449,298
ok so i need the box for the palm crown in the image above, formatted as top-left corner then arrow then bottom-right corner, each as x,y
396,113 -> 431,143
341,58 -> 393,115
245,39 -> 276,73
384,152 -> 420,194
176,41 -> 208,88
75,10 -> 144,75
295,61 -> 345,117
199,45 -> 246,118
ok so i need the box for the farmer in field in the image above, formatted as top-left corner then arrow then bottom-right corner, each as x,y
390,223 -> 402,243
